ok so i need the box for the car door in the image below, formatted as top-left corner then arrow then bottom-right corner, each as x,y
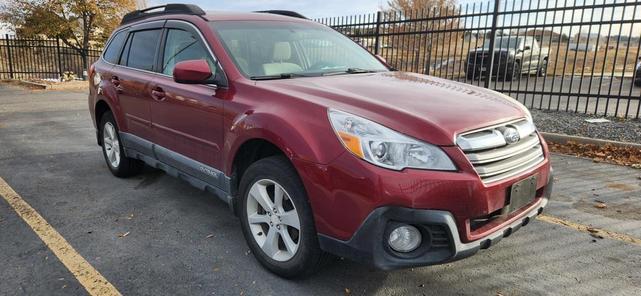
113,22 -> 164,146
150,21 -> 227,188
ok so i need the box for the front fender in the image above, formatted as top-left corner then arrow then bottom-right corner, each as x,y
223,110 -> 345,175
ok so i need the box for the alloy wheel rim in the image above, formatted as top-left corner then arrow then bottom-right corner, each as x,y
246,179 -> 301,262
103,122 -> 121,168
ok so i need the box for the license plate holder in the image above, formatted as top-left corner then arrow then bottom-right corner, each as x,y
506,175 -> 538,214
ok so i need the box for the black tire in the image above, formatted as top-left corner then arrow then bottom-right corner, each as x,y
99,111 -> 143,178
504,61 -> 521,81
538,59 -> 548,77
238,156 -> 327,278
635,79 -> 641,87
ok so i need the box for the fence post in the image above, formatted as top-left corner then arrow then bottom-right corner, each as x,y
484,0 -> 501,89
5,34 -> 14,79
56,37 -> 63,81
374,11 -> 382,55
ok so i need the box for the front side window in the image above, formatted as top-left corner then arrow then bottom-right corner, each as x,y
161,29 -> 215,76
125,29 -> 162,71
210,21 -> 388,78
103,30 -> 127,64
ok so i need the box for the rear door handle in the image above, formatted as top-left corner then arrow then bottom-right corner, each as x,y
151,87 -> 166,101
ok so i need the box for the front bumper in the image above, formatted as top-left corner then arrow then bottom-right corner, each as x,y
318,172 -> 554,270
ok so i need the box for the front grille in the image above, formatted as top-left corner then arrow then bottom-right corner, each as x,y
456,119 -> 544,184
467,51 -> 506,68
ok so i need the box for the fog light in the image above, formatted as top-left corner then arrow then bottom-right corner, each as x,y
388,225 -> 422,253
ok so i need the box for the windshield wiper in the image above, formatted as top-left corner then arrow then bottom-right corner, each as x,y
347,68 -> 379,74
250,73 -> 317,80
323,68 -> 381,76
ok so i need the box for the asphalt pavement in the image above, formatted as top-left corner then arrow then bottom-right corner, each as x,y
0,84 -> 640,296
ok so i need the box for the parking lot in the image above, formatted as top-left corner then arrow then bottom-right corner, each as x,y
458,76 -> 641,118
1,84 -> 640,296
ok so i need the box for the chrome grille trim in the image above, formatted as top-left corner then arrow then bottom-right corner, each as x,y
457,119 -> 544,184
473,146 -> 543,176
465,134 -> 540,164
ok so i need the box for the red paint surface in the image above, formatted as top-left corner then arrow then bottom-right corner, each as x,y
89,13 -> 552,244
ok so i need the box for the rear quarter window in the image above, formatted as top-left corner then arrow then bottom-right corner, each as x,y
103,30 -> 127,64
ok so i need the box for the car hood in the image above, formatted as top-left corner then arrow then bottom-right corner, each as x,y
257,71 -> 527,146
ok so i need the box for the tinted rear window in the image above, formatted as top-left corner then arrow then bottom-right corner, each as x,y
103,31 -> 127,64
125,29 -> 161,71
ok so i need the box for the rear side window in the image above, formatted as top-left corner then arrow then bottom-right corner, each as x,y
124,29 -> 162,71
103,31 -> 127,64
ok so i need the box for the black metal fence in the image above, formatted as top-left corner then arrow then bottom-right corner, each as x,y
318,0 -> 641,119
0,34 -> 101,81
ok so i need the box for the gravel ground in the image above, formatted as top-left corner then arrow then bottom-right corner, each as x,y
532,109 -> 641,144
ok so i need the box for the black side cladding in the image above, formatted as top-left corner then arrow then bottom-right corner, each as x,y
121,4 -> 206,25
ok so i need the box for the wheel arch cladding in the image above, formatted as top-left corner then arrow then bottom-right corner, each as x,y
95,101 -> 111,125
95,100 -> 112,145
229,138 -> 286,198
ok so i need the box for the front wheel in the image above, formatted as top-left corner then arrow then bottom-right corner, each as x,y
238,156 -> 327,278
99,111 -> 143,177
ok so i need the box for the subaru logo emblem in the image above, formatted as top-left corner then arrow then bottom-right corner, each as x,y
503,127 -> 520,144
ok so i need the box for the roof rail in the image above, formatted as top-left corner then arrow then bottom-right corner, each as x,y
121,4 -> 206,25
256,10 -> 307,19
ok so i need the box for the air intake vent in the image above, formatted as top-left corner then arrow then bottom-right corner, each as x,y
457,119 -> 544,184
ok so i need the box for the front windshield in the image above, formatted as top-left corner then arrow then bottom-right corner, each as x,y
210,21 -> 389,79
483,37 -> 521,50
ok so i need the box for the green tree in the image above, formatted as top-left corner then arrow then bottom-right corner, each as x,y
0,0 -> 136,73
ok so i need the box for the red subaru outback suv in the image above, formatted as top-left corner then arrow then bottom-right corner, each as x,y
89,4 -> 553,277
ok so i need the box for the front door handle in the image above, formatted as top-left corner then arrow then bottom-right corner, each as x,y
151,87 -> 166,101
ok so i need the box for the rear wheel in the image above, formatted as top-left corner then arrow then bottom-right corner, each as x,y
538,59 -> 548,77
99,111 -> 143,177
238,156 -> 327,278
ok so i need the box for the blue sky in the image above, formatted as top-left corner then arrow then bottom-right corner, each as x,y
148,0 -> 387,19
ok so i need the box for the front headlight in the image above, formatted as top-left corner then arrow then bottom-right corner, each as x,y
328,109 -> 456,171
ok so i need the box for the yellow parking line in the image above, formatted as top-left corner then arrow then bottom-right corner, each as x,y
538,214 -> 641,247
0,177 -> 122,296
